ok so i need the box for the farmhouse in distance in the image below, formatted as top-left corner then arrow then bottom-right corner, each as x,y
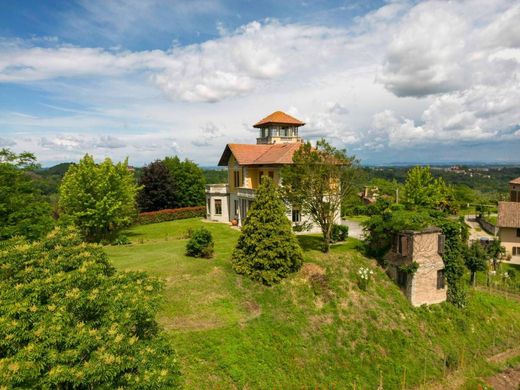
205,111 -> 341,229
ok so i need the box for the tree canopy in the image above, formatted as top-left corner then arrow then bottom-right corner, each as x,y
138,160 -> 176,212
281,139 -> 357,252
137,156 -> 206,212
0,228 -> 180,388
59,155 -> 139,242
0,149 -> 53,241
232,177 -> 303,285
403,166 -> 456,213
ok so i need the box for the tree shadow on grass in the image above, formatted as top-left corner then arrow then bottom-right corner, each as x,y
297,235 -> 323,252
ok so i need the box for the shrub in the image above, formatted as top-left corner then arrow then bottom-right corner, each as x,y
186,227 -> 214,258
112,234 -> 130,245
138,206 -> 206,225
0,228 -> 180,388
331,224 -> 349,242
232,178 -> 303,285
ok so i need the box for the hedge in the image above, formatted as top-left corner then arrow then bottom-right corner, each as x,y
137,206 -> 206,225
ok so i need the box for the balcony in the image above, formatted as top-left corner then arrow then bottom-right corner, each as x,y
236,187 -> 256,199
206,183 -> 229,195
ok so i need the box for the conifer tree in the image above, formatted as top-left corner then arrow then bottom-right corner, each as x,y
231,177 -> 303,285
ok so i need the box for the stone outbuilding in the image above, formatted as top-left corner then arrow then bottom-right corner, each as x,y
386,227 -> 447,306
497,177 -> 520,260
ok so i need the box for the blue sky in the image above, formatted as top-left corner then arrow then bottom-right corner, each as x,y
0,0 -> 519,166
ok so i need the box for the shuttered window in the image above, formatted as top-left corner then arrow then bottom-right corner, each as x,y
437,270 -> 445,289
234,171 -> 240,187
438,234 -> 445,254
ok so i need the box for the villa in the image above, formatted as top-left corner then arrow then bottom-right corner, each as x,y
497,177 -> 520,260
205,111 -> 341,228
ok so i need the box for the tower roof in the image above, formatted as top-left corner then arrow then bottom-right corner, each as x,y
253,111 -> 305,128
509,177 -> 520,184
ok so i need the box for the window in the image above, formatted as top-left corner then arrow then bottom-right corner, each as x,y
268,171 -> 274,179
437,269 -> 445,289
292,208 -> 301,223
397,270 -> 407,288
234,171 -> 240,187
396,235 -> 408,256
214,199 -> 222,215
516,228 -> 520,238
438,234 -> 445,254
513,247 -> 520,256
259,170 -> 264,183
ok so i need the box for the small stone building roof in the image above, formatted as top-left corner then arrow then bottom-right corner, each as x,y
253,111 -> 305,128
509,177 -> 520,184
218,143 -> 302,166
497,201 -> 520,228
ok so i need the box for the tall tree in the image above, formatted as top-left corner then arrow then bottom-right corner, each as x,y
138,160 -> 176,211
404,166 -> 456,213
232,177 -> 303,285
465,241 -> 488,286
0,228 -> 180,388
59,155 -> 139,242
0,148 -> 53,240
281,139 -> 357,252
163,156 -> 206,207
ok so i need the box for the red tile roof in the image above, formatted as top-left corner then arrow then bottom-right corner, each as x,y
497,201 -> 520,228
510,177 -> 520,184
253,111 -> 305,128
218,143 -> 303,166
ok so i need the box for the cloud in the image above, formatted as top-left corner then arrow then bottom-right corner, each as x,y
0,137 -> 16,147
191,122 -> 222,147
0,21 -> 356,103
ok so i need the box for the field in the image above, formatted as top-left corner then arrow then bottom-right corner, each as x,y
106,219 -> 520,389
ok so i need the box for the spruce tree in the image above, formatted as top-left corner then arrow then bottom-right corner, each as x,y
231,177 -> 303,285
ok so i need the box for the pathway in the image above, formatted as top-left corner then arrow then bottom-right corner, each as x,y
464,215 -> 494,242
342,218 -> 365,240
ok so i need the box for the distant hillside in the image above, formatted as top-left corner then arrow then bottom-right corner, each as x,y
38,162 -> 73,177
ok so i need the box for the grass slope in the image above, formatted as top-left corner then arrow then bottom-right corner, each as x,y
106,219 -> 520,389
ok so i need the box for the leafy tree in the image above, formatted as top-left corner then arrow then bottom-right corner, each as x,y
138,160 -> 176,212
281,139 -> 357,252
0,148 -> 53,240
0,228 -> 180,388
59,155 -> 139,242
232,177 -> 303,285
465,241 -> 488,286
186,227 -> 214,258
404,166 -> 456,213
163,156 -> 206,207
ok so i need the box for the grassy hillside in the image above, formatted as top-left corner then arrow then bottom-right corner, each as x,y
106,219 -> 520,389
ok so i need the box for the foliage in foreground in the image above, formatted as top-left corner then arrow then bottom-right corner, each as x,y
232,178 -> 303,285
0,228 -> 180,389
186,227 -> 214,258
0,148 -> 53,241
59,155 -> 140,242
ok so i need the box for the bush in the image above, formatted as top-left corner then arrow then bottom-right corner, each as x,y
186,227 -> 214,258
0,228 -> 180,388
331,224 -> 349,242
138,206 -> 206,225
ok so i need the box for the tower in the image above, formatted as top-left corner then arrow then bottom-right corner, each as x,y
253,111 -> 305,145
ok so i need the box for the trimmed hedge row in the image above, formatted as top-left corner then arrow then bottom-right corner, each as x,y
137,206 -> 206,225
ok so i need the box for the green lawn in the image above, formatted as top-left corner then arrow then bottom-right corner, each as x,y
106,219 -> 520,389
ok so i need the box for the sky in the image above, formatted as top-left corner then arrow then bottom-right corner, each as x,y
0,0 -> 519,167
